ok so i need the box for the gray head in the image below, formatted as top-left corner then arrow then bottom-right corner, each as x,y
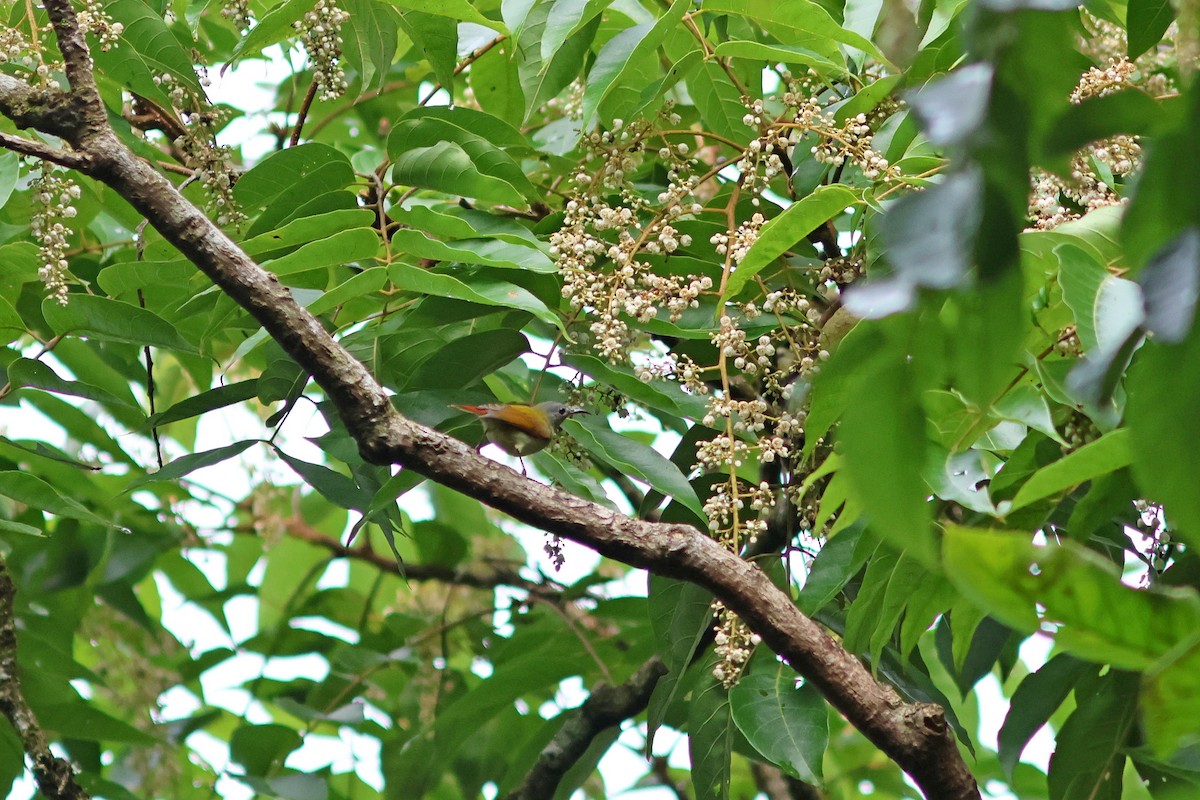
536,401 -> 589,430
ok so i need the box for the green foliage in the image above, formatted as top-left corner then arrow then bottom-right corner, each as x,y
1,0 -> 1199,798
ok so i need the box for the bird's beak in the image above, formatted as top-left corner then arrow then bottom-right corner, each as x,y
567,408 -> 589,417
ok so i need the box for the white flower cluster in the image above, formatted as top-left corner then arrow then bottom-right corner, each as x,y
1028,60 -> 1143,231
0,26 -> 58,86
78,0 -> 124,51
551,128 -> 713,363
295,0 -> 351,101
784,94 -> 896,183
711,600 -> 761,688
818,256 -> 865,286
1070,58 -> 1137,103
31,164 -> 81,306
221,0 -> 253,31
710,213 -> 764,265
176,127 -> 244,228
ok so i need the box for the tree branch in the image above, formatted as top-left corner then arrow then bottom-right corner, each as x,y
0,556 -> 92,800
264,515 -> 575,598
506,656 -> 668,800
0,5 -> 979,798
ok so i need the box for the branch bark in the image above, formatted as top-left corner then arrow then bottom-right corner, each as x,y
0,556 -> 91,800
506,656 -> 668,800
0,4 -> 980,797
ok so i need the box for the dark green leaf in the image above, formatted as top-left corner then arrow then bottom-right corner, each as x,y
1127,0 -> 1175,59
566,415 -> 705,521
1137,228 -> 1200,343
1047,670 -> 1137,800
999,655 -> 1098,778
730,667 -> 827,781
907,63 -> 993,147
43,296 -> 197,353
124,441 -> 258,493
725,186 -> 859,298
690,678 -> 733,800
1127,325 -> 1200,548
387,264 -> 564,331
235,144 -> 355,212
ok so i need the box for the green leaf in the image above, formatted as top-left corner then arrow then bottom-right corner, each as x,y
387,114 -> 536,207
1047,670 -> 1137,800
1137,228 -> 1200,343
388,230 -> 554,273
1127,326 -> 1200,548
406,330 -> 529,391
229,0 -> 312,64
712,40 -> 845,75
796,522 -> 863,615
685,61 -> 758,146
308,268 -> 390,315
467,41 -> 526,127
648,575 -> 714,672
7,358 -> 144,414
36,701 -> 158,745
240,209 -> 377,258
123,441 -> 258,493
1044,90 -> 1169,162
690,678 -> 733,800
388,263 -> 564,331
877,168 -> 982,291
1057,243 -> 1144,354
906,63 -> 993,147
566,415 -> 706,521
730,667 -> 828,782
581,0 -> 689,125
838,328 -> 934,563
1007,429 -> 1132,511
230,723 -> 303,776
702,0 -> 890,64
274,447 -> 373,511
381,0 -> 508,33
341,0 -> 401,92
998,654 -> 1097,778
541,0 -> 611,60
943,525 -> 1200,669
1127,0 -> 1175,59
560,353 -> 709,419
0,471 -> 114,527
725,185 -> 858,298
43,295 -> 197,353
235,144 -> 355,212
92,0 -> 204,105
395,10 -> 457,91
144,380 -> 259,429
513,0 -> 598,119
0,151 -> 19,210
1143,636 -> 1200,755
260,228 -> 380,276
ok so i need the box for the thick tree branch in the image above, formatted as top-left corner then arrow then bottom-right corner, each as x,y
0,5 -> 979,798
0,557 -> 91,800
506,656 -> 668,800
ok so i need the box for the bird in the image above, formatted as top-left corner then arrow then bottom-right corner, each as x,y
453,401 -> 587,475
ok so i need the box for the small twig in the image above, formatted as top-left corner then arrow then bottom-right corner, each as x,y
137,288 -> 164,469
419,35 -> 507,106
0,130 -> 91,170
289,79 -> 319,146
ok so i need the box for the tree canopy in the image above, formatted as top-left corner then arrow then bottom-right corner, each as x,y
0,0 -> 1198,799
